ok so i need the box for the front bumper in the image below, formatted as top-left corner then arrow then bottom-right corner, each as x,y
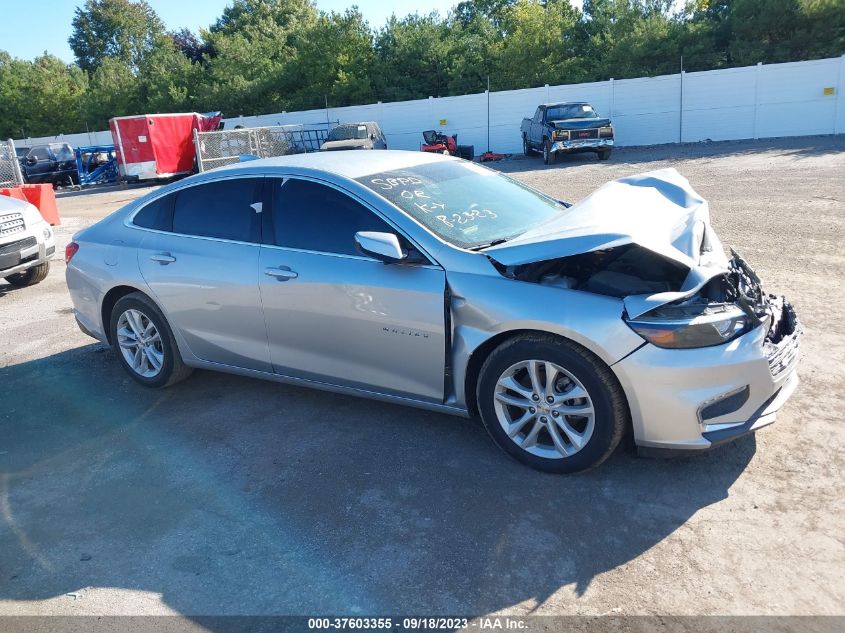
0,229 -> 55,277
551,138 -> 613,153
613,298 -> 801,452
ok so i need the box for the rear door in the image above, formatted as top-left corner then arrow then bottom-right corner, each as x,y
258,177 -> 447,401
136,176 -> 271,371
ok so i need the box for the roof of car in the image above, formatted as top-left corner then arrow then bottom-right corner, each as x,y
209,149 -> 453,180
542,102 -> 590,107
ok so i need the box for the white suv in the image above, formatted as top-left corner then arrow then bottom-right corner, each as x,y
0,195 -> 56,287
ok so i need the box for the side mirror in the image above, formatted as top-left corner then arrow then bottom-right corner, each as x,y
370,133 -> 376,140
354,231 -> 406,263
26,156 -> 37,165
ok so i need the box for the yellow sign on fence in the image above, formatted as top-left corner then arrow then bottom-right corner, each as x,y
823,87 -> 835,96
439,118 -> 447,126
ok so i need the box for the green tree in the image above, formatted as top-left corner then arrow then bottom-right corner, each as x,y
69,0 -> 165,73
0,53 -> 88,138
284,9 -> 377,110
373,13 -> 452,101
82,57 -> 142,129
445,10 -> 501,94
197,0 -> 317,115
139,37 -> 202,114
494,0 -> 585,89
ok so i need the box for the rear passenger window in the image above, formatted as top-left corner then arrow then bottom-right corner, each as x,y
272,179 -> 392,256
172,178 -> 262,242
133,194 -> 173,231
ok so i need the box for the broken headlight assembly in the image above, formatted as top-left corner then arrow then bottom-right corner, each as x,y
625,303 -> 753,349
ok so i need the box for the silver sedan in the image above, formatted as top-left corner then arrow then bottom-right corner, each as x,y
65,151 -> 800,473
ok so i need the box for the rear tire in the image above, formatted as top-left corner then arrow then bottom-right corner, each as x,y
523,136 -> 535,157
4,262 -> 49,287
543,139 -> 556,165
109,292 -> 193,388
477,334 -> 628,474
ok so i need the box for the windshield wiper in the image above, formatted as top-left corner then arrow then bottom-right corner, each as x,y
469,238 -> 510,251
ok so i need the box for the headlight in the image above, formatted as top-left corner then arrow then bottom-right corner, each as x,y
598,126 -> 614,138
553,130 -> 569,141
625,304 -> 750,349
43,226 -> 52,239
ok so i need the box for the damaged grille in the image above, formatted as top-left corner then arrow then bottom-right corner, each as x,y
0,212 -> 25,238
765,299 -> 801,378
729,250 -> 801,377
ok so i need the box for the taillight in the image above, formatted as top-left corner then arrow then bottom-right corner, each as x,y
65,242 -> 79,264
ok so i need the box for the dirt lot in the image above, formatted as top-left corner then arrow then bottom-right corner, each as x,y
1,137 -> 843,619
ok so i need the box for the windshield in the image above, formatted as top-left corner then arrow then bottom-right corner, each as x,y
50,143 -> 74,161
328,124 -> 368,141
546,104 -> 598,120
356,160 -> 567,249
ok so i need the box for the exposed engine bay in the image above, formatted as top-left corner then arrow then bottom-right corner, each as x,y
493,245 -> 798,349
494,243 -> 688,298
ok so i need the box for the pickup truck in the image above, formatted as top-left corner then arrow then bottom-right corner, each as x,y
20,143 -> 79,187
521,102 -> 614,164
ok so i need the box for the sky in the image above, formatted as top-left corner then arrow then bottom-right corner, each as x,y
3,0 -> 461,63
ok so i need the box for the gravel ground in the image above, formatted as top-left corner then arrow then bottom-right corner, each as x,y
0,136 -> 843,619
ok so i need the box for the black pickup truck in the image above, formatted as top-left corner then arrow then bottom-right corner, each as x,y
20,143 -> 79,187
520,102 -> 614,164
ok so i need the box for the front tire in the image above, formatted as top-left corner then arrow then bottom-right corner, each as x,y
109,292 -> 193,388
543,139 -> 556,165
598,149 -> 612,161
4,262 -> 49,287
477,334 -> 628,473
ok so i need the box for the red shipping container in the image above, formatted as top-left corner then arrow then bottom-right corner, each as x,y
109,112 -> 221,181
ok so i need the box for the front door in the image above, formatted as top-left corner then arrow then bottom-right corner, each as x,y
259,177 -> 447,402
137,176 -> 271,371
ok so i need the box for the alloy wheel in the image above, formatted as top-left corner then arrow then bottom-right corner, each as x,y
493,359 -> 595,459
116,308 -> 164,378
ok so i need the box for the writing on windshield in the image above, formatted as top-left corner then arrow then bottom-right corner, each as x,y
356,161 -> 565,249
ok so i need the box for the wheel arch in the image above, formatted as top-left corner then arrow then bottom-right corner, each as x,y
462,328 -> 627,420
101,284 -> 153,344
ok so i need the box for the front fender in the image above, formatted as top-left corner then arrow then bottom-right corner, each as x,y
446,271 -> 644,408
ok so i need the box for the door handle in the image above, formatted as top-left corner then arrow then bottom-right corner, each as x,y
264,267 -> 298,280
150,253 -> 176,264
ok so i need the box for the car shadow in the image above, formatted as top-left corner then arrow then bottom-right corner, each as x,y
0,344 -> 755,618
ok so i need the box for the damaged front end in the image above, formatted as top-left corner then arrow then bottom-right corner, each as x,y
486,168 -> 800,356
624,250 -> 801,352
493,243 -> 800,354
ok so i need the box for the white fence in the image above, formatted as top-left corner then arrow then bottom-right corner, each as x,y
14,56 -> 844,154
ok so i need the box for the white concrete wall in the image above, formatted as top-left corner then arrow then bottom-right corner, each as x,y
13,56 -> 844,152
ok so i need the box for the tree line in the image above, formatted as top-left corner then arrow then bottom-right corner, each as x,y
0,0 -> 842,139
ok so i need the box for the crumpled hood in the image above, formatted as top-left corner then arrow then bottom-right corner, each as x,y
487,168 -> 732,319
321,139 -> 372,151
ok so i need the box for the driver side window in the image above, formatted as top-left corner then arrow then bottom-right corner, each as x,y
270,178 -> 395,257
28,147 -> 50,162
